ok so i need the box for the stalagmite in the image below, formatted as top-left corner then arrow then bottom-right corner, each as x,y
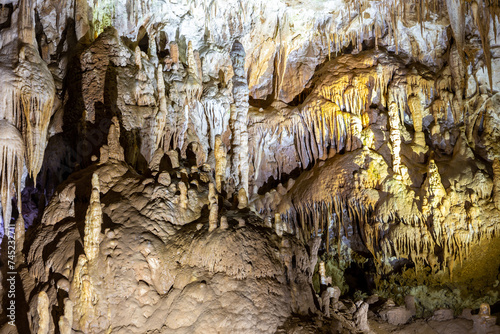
71,254 -> 95,332
209,203 -> 218,232
170,42 -> 179,64
309,236 -> 322,282
179,181 -> 188,209
214,135 -> 227,193
354,300 -> 370,332
473,303 -> 497,334
135,46 -> 142,69
408,95 -> 426,147
209,182 -> 217,208
36,291 -> 50,334
265,215 -> 273,228
321,289 -> 332,317
84,173 -> 103,262
319,261 -> 327,286
229,41 -> 250,196
220,215 -> 228,230
58,298 -> 74,334
100,116 -> 125,163
168,150 -> 180,169
237,187 -> 248,209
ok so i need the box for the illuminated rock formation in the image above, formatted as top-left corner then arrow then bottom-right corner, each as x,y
36,291 -> 50,334
229,41 -> 250,196
0,121 -> 24,233
3,0 -> 500,333
84,173 -> 103,262
494,159 -> 500,210
354,300 -> 370,332
209,203 -> 219,232
100,116 -> 125,164
214,135 -> 227,193
70,254 -> 96,332
58,299 -> 74,334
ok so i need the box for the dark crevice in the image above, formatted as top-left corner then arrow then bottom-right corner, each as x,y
249,94 -> 274,109
138,32 -> 149,54
257,166 -> 301,195
0,4 -> 13,31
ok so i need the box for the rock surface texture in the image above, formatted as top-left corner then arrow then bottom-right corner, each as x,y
0,0 -> 499,333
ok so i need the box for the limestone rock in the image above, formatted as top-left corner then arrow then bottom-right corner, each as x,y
431,309 -> 454,322
380,306 -> 413,326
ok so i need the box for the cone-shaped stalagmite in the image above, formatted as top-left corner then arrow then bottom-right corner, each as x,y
84,173 -> 103,262
36,291 -> 50,334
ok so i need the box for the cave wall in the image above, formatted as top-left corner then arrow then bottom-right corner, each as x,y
0,0 -> 499,332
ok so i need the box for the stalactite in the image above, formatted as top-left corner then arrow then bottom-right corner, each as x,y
0,121 -> 24,234
16,45 -> 56,181
446,0 -> 465,61
18,0 -> 35,44
75,0 -> 91,41
84,173 -> 103,262
15,217 -> 25,263
472,0 -> 494,90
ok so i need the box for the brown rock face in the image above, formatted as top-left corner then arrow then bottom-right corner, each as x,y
24,160 -> 316,333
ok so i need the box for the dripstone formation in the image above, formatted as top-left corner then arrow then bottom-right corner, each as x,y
0,0 -> 499,333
